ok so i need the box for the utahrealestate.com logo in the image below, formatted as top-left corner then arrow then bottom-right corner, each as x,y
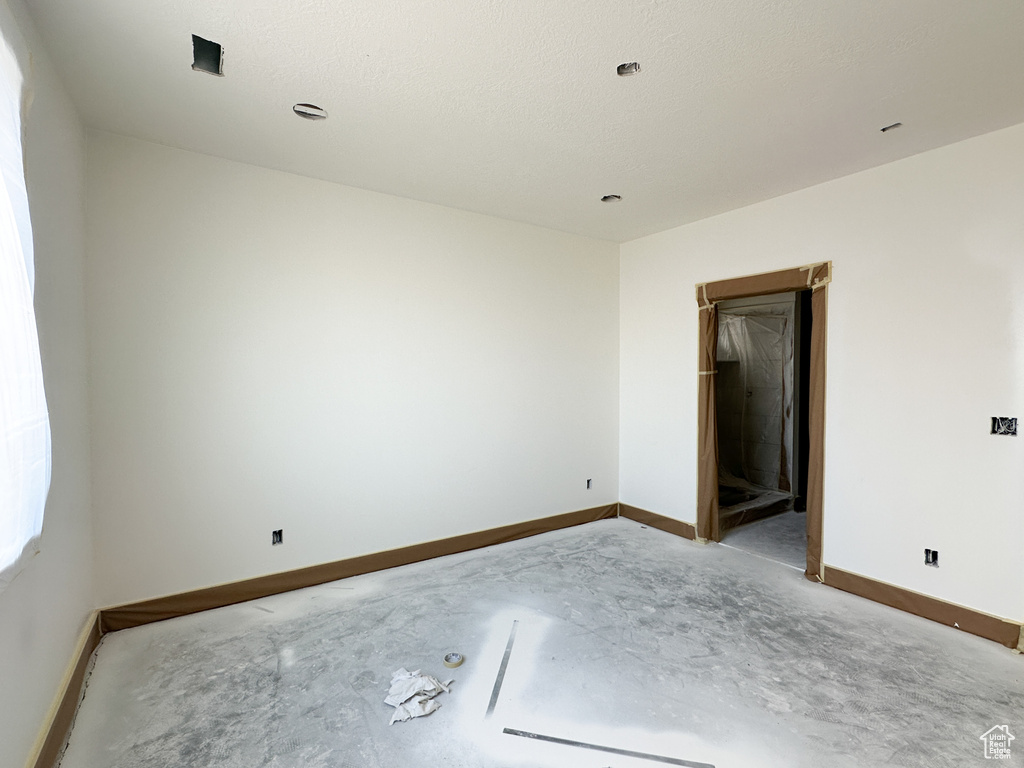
980,725 -> 1014,760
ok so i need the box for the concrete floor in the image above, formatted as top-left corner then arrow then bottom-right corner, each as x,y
59,518 -> 1023,768
721,510 -> 807,570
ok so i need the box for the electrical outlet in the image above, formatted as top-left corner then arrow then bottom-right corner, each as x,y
272,529 -> 283,545
924,548 -> 938,567
586,478 -> 592,489
991,417 -> 1018,436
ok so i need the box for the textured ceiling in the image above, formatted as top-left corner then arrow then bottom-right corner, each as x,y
22,0 -> 1024,242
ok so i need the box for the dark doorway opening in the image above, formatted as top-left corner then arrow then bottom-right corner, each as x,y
714,291 -> 812,569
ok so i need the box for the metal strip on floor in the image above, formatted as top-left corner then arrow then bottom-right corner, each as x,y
502,727 -> 715,768
485,620 -> 519,717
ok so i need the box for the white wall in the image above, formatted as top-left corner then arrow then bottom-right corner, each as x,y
621,123 -> 1024,622
86,132 -> 620,607
0,1 -> 93,767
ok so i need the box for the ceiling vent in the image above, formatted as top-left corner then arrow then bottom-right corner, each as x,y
192,35 -> 224,76
293,103 -> 328,120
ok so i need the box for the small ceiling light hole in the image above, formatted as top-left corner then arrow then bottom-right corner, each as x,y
616,62 -> 641,77
293,103 -> 328,120
192,35 -> 224,76
601,194 -> 622,203
880,122 -> 903,133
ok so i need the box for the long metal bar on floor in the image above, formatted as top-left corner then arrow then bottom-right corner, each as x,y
502,728 -> 715,768
485,620 -> 519,718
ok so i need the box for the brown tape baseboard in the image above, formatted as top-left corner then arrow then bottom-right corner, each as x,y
99,503 -> 618,633
618,504 -> 696,540
31,613 -> 102,768
823,566 -> 1022,649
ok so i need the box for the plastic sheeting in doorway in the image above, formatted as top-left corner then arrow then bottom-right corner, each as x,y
716,299 -> 795,496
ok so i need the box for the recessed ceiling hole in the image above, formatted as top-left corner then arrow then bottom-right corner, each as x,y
293,103 -> 328,120
880,122 -> 903,133
601,194 -> 622,202
192,35 -> 224,76
617,62 -> 641,76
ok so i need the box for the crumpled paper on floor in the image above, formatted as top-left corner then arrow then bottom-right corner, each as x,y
385,668 -> 453,725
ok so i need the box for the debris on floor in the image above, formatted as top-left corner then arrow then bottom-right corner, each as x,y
384,667 -> 453,725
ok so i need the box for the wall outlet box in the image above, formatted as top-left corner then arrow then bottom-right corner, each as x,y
991,417 -> 1017,435
272,529 -> 283,545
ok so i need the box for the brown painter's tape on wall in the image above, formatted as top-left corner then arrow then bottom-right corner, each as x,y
99,504 -> 618,633
823,566 -> 1021,649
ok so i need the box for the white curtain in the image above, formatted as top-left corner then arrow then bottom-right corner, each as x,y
0,33 -> 50,590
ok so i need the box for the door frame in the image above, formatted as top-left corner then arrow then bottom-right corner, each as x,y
696,262 -> 831,581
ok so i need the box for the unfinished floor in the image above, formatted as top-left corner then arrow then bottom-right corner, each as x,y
720,510 -> 807,571
59,518 -> 1023,768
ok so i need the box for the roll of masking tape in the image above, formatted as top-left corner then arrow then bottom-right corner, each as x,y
443,652 -> 464,668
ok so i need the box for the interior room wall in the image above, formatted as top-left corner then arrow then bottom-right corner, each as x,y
0,2 -> 93,767
86,132 -> 620,608
620,122 -> 1024,622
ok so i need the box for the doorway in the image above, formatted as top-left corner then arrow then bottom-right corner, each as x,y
695,263 -> 830,580
714,290 -> 811,569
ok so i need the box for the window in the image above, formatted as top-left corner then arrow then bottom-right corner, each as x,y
0,34 -> 49,589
